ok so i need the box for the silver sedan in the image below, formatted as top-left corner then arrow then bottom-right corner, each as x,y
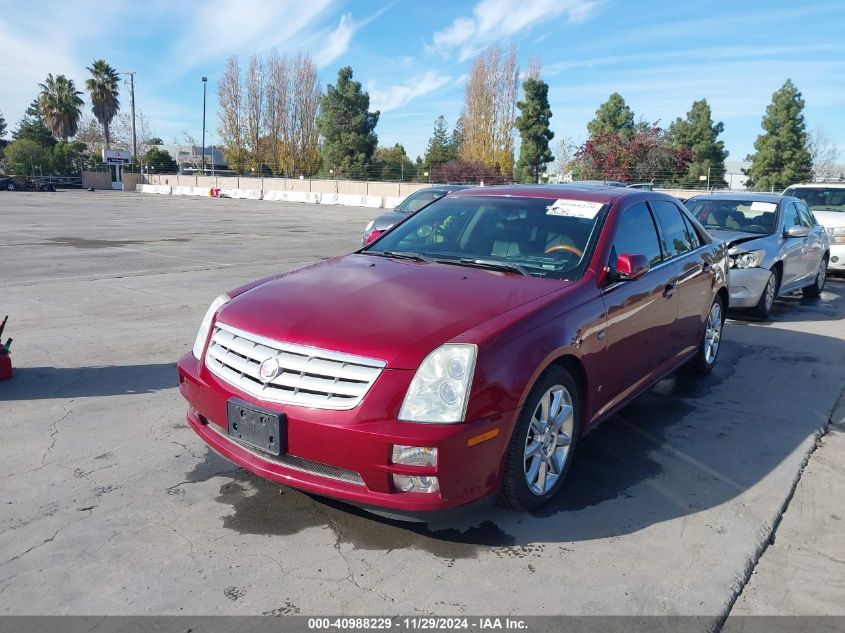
685,193 -> 830,319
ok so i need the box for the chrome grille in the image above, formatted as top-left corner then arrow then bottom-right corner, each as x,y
207,423 -> 364,485
205,322 -> 385,409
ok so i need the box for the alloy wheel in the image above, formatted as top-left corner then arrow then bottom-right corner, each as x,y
764,273 -> 776,312
704,301 -> 723,365
524,385 -> 574,496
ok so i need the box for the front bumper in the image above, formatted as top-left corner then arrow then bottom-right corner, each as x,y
727,266 -> 773,308
176,353 -> 514,515
828,244 -> 845,272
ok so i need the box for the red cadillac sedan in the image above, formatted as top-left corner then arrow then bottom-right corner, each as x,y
177,185 -> 729,518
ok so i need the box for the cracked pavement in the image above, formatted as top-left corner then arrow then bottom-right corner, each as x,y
1,190 -> 844,623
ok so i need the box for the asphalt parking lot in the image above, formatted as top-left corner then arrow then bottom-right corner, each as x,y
1,190 -> 844,622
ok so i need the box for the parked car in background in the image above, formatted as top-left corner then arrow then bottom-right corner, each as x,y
179,184 -> 728,518
0,176 -> 55,192
572,180 -> 626,187
361,185 -> 471,245
686,193 -> 829,318
782,183 -> 845,275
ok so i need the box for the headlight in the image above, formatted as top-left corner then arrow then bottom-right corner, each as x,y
398,344 -> 477,423
831,228 -> 845,245
192,294 -> 230,359
729,249 -> 765,269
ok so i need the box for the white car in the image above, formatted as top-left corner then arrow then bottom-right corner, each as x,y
782,183 -> 845,274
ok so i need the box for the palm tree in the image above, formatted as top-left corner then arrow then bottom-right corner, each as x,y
85,60 -> 120,147
37,74 -> 84,141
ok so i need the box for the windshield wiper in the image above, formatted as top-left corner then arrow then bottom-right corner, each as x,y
362,250 -> 434,263
439,257 -> 530,276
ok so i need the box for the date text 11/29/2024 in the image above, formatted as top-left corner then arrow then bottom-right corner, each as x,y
307,617 -> 528,630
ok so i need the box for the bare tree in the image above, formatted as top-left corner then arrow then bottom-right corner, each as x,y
112,110 -> 155,157
244,55 -> 265,173
808,126 -> 840,180
550,135 -> 578,181
290,51 -> 321,176
459,45 -> 519,174
264,49 -> 289,175
217,56 -> 247,172
524,55 -> 542,81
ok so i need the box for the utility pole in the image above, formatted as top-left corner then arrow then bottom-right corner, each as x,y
201,77 -> 208,175
127,72 -> 137,170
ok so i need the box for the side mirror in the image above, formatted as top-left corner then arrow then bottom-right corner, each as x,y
784,225 -> 809,238
616,253 -> 650,280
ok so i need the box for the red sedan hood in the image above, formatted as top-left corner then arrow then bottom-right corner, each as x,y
216,254 -> 567,369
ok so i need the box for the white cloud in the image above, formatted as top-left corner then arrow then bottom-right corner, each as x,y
369,72 -> 453,113
429,0 -> 603,61
314,14 -> 356,68
171,0 -> 337,70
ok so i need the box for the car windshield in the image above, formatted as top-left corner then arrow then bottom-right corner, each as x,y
685,199 -> 778,235
783,187 -> 845,213
394,189 -> 447,213
363,195 -> 607,280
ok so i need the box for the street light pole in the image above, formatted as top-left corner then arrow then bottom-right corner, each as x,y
128,72 -> 137,170
201,77 -> 207,175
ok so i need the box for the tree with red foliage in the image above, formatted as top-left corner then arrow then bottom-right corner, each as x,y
431,159 -> 509,185
575,126 -> 693,185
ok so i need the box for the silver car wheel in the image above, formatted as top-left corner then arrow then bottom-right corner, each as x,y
763,273 -> 776,312
524,385 -> 574,496
704,301 -> 723,365
817,259 -> 826,291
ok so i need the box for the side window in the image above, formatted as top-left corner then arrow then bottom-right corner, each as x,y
651,200 -> 692,258
783,202 -> 801,228
796,202 -> 815,227
611,202 -> 663,267
681,212 -> 702,249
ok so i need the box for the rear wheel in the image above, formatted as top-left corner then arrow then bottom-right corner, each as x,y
500,366 -> 579,511
752,269 -> 778,319
688,295 -> 725,374
802,256 -> 827,298
7,183 -> 16,191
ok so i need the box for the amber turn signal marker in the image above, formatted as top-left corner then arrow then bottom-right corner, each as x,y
467,427 -> 500,447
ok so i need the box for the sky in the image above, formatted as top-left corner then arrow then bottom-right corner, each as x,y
1,0 -> 844,164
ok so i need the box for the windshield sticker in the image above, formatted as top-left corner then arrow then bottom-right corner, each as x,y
750,201 -> 777,212
547,199 -> 603,219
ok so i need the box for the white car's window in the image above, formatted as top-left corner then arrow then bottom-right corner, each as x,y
783,187 -> 845,213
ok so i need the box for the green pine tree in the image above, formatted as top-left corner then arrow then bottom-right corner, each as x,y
316,67 -> 379,177
424,116 -> 452,169
0,110 -> 7,139
745,79 -> 813,191
669,99 -> 729,187
448,118 -> 463,162
12,99 -> 57,149
514,78 -> 555,183
587,92 -> 634,139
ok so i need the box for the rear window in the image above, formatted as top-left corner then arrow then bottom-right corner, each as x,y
783,187 -> 845,213
685,199 -> 778,234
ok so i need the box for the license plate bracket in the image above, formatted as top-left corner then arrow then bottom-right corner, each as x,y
226,399 -> 285,456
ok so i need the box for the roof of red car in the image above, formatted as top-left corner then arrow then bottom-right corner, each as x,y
447,183 -> 631,204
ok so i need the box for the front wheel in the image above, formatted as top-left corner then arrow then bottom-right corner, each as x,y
500,366 -> 580,511
752,269 -> 778,319
688,295 -> 725,374
802,257 -> 827,298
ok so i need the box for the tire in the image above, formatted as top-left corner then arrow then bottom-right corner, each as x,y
500,366 -> 580,511
688,294 -> 725,374
7,183 -> 16,191
752,268 -> 779,319
802,256 -> 828,298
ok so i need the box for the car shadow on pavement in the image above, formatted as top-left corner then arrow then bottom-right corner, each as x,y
194,320 -> 845,557
0,362 -> 176,400
729,278 -> 843,324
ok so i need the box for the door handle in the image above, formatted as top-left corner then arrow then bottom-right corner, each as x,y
702,262 -> 712,273
663,282 -> 676,299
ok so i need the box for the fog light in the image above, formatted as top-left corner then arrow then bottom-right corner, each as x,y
832,256 -> 840,264
391,473 -> 440,493
391,445 -> 437,467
